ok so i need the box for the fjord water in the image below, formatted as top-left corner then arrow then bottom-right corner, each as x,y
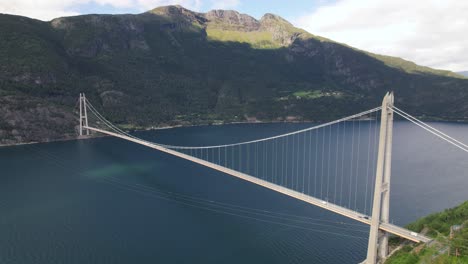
0,121 -> 467,264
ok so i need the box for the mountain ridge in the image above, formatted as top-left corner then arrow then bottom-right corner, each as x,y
150,5 -> 464,78
1,5 -> 468,145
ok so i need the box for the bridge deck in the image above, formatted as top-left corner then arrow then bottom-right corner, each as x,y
84,126 -> 431,243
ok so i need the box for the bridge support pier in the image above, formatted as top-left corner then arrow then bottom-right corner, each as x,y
364,92 -> 394,264
79,93 -> 89,136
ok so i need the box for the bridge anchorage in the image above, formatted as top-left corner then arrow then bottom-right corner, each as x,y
78,91 -> 465,264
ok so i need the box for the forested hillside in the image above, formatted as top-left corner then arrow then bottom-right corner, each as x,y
1,5 -> 468,145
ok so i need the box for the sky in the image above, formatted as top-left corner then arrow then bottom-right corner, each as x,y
0,0 -> 467,72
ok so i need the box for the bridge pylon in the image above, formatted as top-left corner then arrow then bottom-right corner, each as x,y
363,92 -> 394,264
79,93 -> 90,136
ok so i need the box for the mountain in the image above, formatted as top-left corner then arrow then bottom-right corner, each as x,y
1,5 -> 468,145
458,71 -> 468,77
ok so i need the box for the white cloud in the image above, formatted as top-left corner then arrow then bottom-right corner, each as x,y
94,0 -> 134,8
296,0 -> 468,72
135,0 -> 203,11
0,0 -> 138,20
0,0 -> 205,21
0,0 -> 79,20
0,0 -> 244,21
209,0 -> 239,10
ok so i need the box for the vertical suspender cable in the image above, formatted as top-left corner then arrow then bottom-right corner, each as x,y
281,136 -> 284,186
364,113 -> 372,215
334,121 -> 340,204
370,110 -> 379,213
275,138 -> 278,184
263,141 -> 266,180
292,134 -> 295,189
308,130 -> 312,196
239,144 -> 242,172
247,144 -> 250,175
286,135 -> 289,188
273,138 -> 277,183
355,119 -> 361,210
321,127 -> 325,198
255,142 -> 258,178
314,129 -> 318,197
327,124 -> 332,201
303,131 -> 306,193
340,120 -> 347,205
296,132 -> 300,191
349,119 -> 355,208
232,145 -> 235,170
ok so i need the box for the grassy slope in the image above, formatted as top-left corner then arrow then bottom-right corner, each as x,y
386,201 -> 468,264
206,28 -> 281,49
368,53 -> 464,79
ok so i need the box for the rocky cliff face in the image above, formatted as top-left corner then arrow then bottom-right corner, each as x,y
1,5 -> 467,145
205,10 -> 260,31
259,13 -> 301,46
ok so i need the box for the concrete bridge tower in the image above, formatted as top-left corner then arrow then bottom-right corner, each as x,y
364,92 -> 394,264
79,93 -> 89,136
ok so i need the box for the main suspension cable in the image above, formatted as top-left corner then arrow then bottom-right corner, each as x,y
392,107 -> 468,153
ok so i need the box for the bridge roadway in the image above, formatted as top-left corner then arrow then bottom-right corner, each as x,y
84,126 -> 431,243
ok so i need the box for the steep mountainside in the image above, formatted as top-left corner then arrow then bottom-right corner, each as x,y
1,5 -> 468,145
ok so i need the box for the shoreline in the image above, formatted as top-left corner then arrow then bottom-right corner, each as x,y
1,118 -> 467,148
0,120 -> 315,148
0,135 -> 95,148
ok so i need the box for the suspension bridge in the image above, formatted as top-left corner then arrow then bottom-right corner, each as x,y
77,92 -> 468,264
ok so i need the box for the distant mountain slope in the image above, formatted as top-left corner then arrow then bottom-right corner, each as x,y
367,53 -> 463,78
457,71 -> 468,77
1,5 -> 468,145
